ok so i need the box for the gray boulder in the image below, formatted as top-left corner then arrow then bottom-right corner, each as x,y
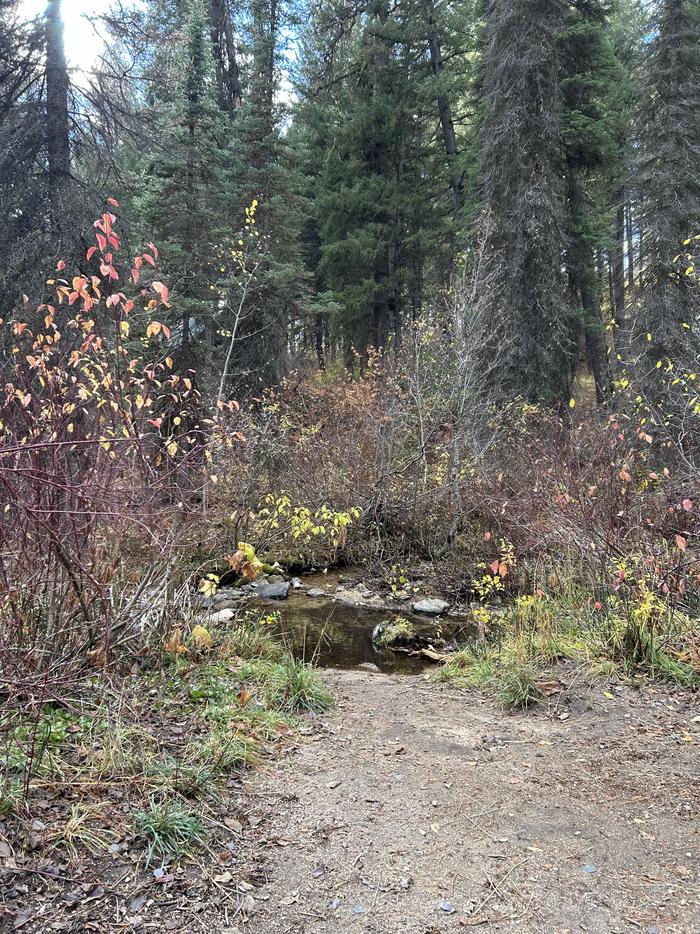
412,597 -> 449,615
256,580 -> 290,600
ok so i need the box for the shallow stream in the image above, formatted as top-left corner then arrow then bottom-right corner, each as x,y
249,574 -> 473,674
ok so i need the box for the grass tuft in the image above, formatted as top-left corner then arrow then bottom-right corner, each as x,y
48,801 -> 119,861
134,796 -> 206,866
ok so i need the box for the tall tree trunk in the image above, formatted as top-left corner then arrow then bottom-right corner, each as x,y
45,0 -> 70,224
474,0 -> 572,405
367,0 -> 392,351
612,188 -> 626,320
567,172 -> 611,403
626,201 -> 635,289
424,0 -> 464,217
209,0 -> 242,117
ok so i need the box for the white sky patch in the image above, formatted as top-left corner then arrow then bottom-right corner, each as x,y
19,0 -> 113,74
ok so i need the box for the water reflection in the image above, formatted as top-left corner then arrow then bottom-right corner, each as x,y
257,594 -> 463,674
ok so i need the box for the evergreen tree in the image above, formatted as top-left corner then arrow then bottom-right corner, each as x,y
229,0 -> 310,388
294,0 -> 475,361
473,0 -> 573,405
133,0 -> 232,374
636,0 -> 700,368
559,0 -> 619,401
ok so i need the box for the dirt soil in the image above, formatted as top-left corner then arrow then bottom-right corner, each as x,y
3,668 -> 699,933
241,667 -> 700,934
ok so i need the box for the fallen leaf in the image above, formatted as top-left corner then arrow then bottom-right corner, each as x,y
535,680 -> 562,696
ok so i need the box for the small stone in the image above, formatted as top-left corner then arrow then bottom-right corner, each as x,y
206,608 -> 236,624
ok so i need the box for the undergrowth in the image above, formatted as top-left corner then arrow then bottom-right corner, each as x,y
434,578 -> 699,710
0,611 -> 331,866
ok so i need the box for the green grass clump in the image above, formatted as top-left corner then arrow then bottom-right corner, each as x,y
495,660 -> 540,710
433,648 -> 496,690
262,657 -> 333,713
220,616 -> 285,661
134,796 -> 206,866
147,729 -> 257,799
251,657 -> 334,713
434,645 -> 541,711
195,727 -> 258,772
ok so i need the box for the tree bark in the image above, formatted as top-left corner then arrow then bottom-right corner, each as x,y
45,0 -> 70,220
424,0 -> 464,217
612,188 -> 626,320
626,201 -> 635,289
567,172 -> 611,403
209,0 -> 242,117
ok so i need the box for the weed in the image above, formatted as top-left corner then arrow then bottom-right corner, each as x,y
433,648 -> 496,689
88,723 -> 161,778
250,657 -> 333,713
194,727 -> 258,773
219,617 -> 285,661
134,796 -> 206,866
496,661 -> 541,711
48,802 -> 120,861
0,780 -> 20,817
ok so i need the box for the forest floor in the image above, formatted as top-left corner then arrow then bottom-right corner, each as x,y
3,666 -> 699,933
239,667 -> 700,934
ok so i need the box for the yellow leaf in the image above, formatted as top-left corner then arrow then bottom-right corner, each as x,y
198,575 -> 219,597
191,624 -> 213,650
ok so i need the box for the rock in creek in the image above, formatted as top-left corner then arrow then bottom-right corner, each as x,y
412,597 -> 449,615
256,580 -> 290,600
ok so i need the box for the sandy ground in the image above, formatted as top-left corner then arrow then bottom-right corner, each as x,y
240,667 -> 700,934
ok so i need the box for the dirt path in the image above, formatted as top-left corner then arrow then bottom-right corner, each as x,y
241,667 -> 699,934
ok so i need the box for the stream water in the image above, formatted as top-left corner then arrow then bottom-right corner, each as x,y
249,575 -> 471,674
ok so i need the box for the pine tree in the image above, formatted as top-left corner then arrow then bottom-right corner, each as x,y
636,0 -> 700,368
559,0 -> 620,401
473,0 -> 573,405
133,0 -> 232,374
294,0 -> 472,361
228,0 -> 310,388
